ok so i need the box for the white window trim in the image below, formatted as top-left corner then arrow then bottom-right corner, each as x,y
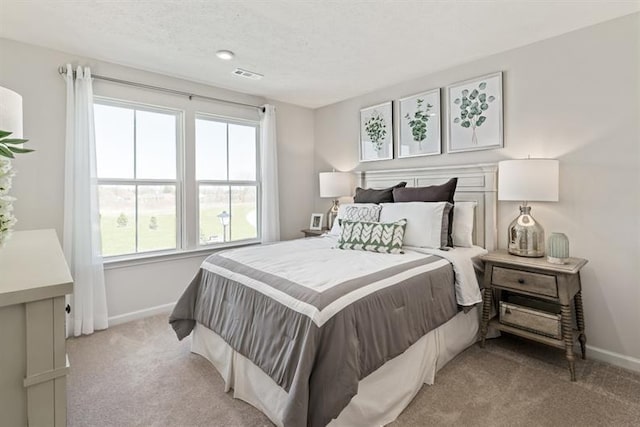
95,97 -> 184,258
194,112 -> 261,249
94,98 -> 263,264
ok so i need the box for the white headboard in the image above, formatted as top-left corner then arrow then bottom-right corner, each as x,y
356,163 -> 498,250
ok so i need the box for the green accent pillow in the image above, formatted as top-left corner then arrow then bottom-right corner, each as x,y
337,219 -> 407,254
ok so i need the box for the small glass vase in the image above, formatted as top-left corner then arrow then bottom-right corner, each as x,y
547,232 -> 569,264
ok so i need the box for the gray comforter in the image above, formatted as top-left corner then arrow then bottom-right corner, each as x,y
170,245 -> 458,427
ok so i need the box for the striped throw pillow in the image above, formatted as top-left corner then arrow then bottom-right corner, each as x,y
337,219 -> 407,254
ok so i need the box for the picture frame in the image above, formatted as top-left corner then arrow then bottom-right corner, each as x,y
446,72 -> 503,153
397,88 -> 441,158
360,101 -> 393,162
309,213 -> 324,231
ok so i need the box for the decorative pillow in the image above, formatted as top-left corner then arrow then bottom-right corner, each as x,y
452,201 -> 476,247
337,219 -> 407,254
380,202 -> 452,249
392,178 -> 458,246
353,182 -> 407,204
328,203 -> 382,235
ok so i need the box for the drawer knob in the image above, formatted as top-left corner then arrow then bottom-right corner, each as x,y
518,278 -> 525,284
65,304 -> 71,314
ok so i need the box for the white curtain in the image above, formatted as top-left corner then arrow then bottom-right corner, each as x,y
63,64 -> 108,336
260,104 -> 280,242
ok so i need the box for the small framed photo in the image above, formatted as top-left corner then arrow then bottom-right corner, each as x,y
398,88 -> 441,158
360,101 -> 393,162
447,72 -> 503,153
309,213 -> 324,230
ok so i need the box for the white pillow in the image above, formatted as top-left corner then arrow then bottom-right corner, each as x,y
328,203 -> 382,236
379,202 -> 452,248
452,201 -> 476,247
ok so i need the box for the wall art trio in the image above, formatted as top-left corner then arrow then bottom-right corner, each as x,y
359,71 -> 503,162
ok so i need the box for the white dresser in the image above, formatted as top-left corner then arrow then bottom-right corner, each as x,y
0,229 -> 73,426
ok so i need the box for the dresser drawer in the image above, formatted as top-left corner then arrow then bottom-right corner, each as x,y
491,266 -> 558,297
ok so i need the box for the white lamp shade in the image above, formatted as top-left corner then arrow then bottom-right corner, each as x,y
0,86 -> 23,139
319,171 -> 353,198
498,159 -> 559,202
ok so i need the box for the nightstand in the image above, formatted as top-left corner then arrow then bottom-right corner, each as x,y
479,250 -> 588,381
301,228 -> 328,238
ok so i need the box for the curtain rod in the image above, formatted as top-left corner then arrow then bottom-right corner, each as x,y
57,66 -> 264,112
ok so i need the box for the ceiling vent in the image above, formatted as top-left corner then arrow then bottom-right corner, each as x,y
232,68 -> 263,80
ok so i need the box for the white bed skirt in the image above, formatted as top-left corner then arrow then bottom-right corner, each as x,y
191,306 -> 479,427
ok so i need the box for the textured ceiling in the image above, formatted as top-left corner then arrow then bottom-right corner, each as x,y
1,1 -> 638,108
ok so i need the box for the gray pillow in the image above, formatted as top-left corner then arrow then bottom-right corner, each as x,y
392,178 -> 458,246
353,182 -> 407,204
391,178 -> 458,203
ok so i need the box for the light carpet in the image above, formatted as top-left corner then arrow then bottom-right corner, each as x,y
67,314 -> 640,426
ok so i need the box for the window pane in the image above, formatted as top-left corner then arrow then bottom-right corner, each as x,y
196,118 -> 227,180
199,185 -> 230,245
94,104 -> 134,179
136,110 -> 177,179
230,186 -> 257,241
99,185 -> 136,256
228,124 -> 257,180
137,185 -> 177,252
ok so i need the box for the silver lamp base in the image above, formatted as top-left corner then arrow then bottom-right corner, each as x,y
507,205 -> 545,257
327,199 -> 339,229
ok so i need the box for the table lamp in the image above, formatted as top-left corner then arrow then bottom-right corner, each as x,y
498,159 -> 559,257
319,171 -> 352,229
0,86 -> 23,137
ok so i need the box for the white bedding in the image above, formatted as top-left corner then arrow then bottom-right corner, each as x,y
215,235 -> 486,307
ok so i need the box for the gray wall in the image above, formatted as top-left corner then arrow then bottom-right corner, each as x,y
314,14 -> 640,365
0,38 -> 315,321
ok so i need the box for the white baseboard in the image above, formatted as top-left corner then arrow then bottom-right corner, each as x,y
586,344 -> 640,373
108,302 -> 175,327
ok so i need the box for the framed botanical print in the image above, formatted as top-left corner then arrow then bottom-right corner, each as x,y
447,72 -> 503,153
359,101 -> 393,162
398,88 -> 441,158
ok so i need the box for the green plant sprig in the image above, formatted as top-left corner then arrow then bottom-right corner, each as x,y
453,81 -> 495,132
0,130 -> 33,159
405,98 -> 432,146
364,113 -> 387,151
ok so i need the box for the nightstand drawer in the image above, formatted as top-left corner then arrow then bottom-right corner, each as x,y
491,266 -> 558,297
500,301 -> 562,339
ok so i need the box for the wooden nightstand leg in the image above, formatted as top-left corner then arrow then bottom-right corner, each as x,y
574,291 -> 587,360
480,287 -> 492,348
561,304 -> 576,381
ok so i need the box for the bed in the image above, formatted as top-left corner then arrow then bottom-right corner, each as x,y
170,164 -> 498,427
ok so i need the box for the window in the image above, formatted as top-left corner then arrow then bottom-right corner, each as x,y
94,100 -> 181,257
196,115 -> 260,245
93,99 -> 261,259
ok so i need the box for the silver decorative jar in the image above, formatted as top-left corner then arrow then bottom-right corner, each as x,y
507,205 -> 545,257
547,232 -> 569,264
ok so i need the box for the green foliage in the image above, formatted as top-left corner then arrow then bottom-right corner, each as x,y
364,112 -> 387,151
116,213 -> 128,227
453,81 -> 496,142
0,130 -> 33,159
404,99 -> 432,146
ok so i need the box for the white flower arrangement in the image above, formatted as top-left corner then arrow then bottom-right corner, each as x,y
0,159 -> 15,194
0,194 -> 17,246
0,159 -> 17,246
0,130 -> 33,246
